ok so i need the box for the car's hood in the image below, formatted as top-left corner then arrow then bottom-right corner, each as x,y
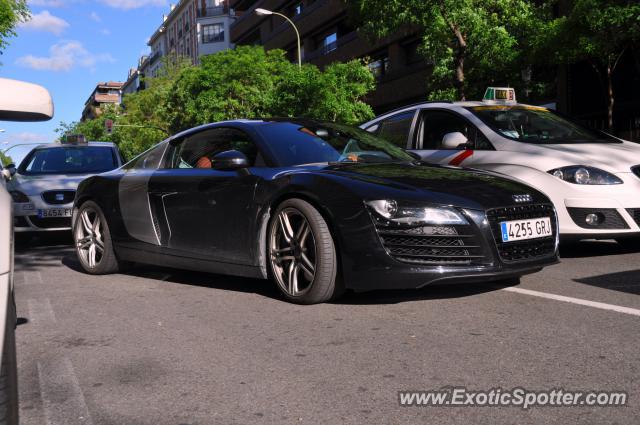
314,162 -> 548,210
8,173 -> 89,196
502,141 -> 640,173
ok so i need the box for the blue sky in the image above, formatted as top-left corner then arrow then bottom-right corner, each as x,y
0,0 -> 171,149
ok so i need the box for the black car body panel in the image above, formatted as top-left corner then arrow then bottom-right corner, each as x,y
74,120 -> 559,292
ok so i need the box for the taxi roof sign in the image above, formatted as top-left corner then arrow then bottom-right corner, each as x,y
62,134 -> 87,145
483,87 -> 517,104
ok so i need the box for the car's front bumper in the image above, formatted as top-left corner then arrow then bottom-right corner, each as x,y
13,198 -> 73,232
339,205 -> 560,292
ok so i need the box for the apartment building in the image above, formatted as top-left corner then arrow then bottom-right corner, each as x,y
81,82 -> 124,122
228,0 -> 431,112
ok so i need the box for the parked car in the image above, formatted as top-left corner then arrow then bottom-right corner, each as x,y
72,119 -> 559,304
361,88 -> 640,243
0,77 -> 55,425
6,139 -> 124,233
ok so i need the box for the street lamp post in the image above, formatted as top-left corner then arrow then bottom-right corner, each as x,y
255,8 -> 302,69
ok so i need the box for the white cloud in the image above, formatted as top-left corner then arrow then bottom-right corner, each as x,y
90,12 -> 101,22
100,29 -> 111,36
15,41 -> 114,72
99,0 -> 166,10
1,132 -> 49,144
19,10 -> 69,36
28,0 -> 66,7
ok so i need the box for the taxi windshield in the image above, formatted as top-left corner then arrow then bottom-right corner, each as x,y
19,146 -> 117,175
467,106 -> 617,144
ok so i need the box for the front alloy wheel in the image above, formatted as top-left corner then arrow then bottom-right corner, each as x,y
269,199 -> 340,304
73,201 -> 121,275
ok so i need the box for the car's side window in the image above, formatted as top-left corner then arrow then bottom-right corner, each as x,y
167,127 -> 262,169
373,111 -> 416,149
122,142 -> 168,170
418,110 -> 493,150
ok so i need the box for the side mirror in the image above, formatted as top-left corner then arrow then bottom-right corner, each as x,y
442,132 -> 469,149
211,150 -> 249,171
2,164 -> 16,181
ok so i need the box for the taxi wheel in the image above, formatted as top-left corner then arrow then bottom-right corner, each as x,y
74,201 -> 121,275
268,199 -> 342,304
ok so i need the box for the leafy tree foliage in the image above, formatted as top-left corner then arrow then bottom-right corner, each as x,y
347,0 -> 551,100
60,47 -> 375,159
0,0 -> 29,55
545,0 -> 640,128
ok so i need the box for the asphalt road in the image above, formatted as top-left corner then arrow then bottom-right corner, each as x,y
13,234 -> 640,425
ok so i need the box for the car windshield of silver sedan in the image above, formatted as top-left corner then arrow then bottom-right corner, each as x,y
18,146 -> 117,175
259,121 -> 416,166
467,106 -> 616,144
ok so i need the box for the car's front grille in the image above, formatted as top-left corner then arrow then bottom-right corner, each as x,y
375,224 -> 487,265
486,204 -> 557,263
27,216 -> 71,229
42,190 -> 75,205
627,209 -> 640,227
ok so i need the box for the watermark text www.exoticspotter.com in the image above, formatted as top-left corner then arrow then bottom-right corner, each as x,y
398,388 -> 628,409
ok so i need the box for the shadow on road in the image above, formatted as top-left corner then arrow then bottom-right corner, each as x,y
560,240 -> 639,259
574,269 -> 640,295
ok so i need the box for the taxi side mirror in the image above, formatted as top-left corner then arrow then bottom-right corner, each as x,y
442,132 -> 469,150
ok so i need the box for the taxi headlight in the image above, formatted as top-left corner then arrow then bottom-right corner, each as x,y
9,191 -> 30,203
366,200 -> 468,225
548,166 -> 623,185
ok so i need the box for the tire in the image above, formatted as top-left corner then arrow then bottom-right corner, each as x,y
73,201 -> 122,275
268,199 -> 341,304
0,295 -> 18,425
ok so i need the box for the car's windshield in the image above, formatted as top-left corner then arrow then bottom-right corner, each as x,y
467,106 -> 616,144
19,146 -> 117,175
2,143 -> 44,166
258,121 -> 415,167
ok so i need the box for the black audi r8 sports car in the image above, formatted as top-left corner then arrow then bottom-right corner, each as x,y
72,119 -> 559,304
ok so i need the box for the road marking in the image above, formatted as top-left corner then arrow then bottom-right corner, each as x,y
27,299 -> 57,324
37,358 -> 93,425
21,270 -> 43,285
501,287 -> 640,317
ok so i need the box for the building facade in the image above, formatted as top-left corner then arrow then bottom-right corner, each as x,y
81,82 -> 124,122
228,0 -> 431,113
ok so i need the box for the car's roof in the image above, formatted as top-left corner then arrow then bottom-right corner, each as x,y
32,141 -> 118,149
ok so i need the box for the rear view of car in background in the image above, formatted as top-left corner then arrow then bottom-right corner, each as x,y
0,77 -> 55,425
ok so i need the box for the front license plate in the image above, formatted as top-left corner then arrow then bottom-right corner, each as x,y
38,208 -> 72,218
500,217 -> 552,242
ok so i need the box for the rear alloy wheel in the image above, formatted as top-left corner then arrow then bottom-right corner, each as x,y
269,199 -> 340,304
74,201 -> 121,274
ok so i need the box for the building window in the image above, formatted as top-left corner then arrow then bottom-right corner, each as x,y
323,32 -> 337,54
203,23 -> 224,43
368,55 -> 389,81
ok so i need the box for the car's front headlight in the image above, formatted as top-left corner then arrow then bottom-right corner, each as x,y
548,166 -> 623,185
366,200 -> 468,226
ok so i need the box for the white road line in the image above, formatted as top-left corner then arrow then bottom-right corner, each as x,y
21,271 -> 43,285
37,358 -> 94,425
27,299 -> 57,324
501,287 -> 640,317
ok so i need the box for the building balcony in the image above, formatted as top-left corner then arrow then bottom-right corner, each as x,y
198,6 -> 228,18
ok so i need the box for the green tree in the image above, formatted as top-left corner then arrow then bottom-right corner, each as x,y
548,0 -> 640,129
167,45 -> 374,132
0,151 -> 12,166
347,0 -> 550,100
0,0 -> 29,55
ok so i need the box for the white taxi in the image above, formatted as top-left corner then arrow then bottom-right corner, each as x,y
362,88 -> 640,242
5,136 -> 123,233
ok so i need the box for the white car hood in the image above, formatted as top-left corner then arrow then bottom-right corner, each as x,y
9,173 -> 90,196
502,141 -> 640,173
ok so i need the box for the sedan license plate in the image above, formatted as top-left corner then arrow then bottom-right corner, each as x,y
38,208 -> 72,218
500,217 -> 552,242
